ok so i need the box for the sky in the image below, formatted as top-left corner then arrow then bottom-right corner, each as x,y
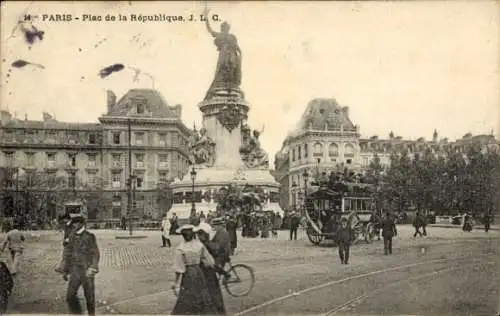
1,1 -> 499,166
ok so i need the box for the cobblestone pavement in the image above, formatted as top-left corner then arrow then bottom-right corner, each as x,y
1,225 -> 497,314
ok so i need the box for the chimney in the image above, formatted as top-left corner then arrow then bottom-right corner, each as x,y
107,90 -> 116,114
0,110 -> 12,126
342,106 -> 349,117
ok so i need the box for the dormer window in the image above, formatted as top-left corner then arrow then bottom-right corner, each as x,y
137,104 -> 145,114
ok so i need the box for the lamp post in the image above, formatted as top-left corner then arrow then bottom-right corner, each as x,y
291,181 -> 297,211
190,166 -> 197,215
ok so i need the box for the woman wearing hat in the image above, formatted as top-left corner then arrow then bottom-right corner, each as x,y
194,223 -> 227,315
171,224 -> 217,315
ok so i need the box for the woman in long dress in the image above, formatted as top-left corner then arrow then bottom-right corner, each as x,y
194,223 -> 227,315
171,224 -> 218,315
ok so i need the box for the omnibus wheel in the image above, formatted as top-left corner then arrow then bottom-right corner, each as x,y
223,264 -> 255,297
306,226 -> 323,245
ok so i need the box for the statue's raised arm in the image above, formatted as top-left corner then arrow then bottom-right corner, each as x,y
203,8 -> 217,37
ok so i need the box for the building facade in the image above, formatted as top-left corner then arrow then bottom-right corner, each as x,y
0,88 -> 192,221
274,98 -> 500,211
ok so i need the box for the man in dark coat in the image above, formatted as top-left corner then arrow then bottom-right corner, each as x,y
413,212 -> 423,238
484,211 -> 493,232
62,214 -> 100,315
381,212 -> 397,255
289,211 -> 300,241
55,214 -> 74,274
336,218 -> 353,264
211,218 -> 232,269
225,215 -> 238,255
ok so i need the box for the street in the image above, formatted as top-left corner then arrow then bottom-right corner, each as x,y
2,225 -> 498,315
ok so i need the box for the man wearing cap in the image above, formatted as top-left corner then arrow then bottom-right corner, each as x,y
335,217 -> 353,264
289,211 -> 300,241
62,213 -> 100,315
211,218 -> 232,270
381,212 -> 397,255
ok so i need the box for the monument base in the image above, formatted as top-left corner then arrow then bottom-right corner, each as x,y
168,167 -> 283,223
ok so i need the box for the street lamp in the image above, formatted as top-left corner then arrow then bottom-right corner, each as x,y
291,181 -> 298,211
190,166 -> 197,215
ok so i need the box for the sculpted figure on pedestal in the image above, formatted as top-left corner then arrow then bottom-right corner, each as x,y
203,8 -> 242,99
240,124 -> 269,169
189,127 -> 216,167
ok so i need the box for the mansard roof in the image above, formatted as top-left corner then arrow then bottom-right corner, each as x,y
105,89 -> 182,118
287,98 -> 356,138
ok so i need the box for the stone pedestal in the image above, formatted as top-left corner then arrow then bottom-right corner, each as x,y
168,87 -> 282,223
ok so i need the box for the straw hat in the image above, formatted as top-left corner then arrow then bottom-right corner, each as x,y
176,224 -> 195,234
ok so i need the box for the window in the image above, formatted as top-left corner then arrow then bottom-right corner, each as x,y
135,153 -> 145,168
136,176 -> 143,188
4,130 -> 13,139
158,133 -> 166,146
47,153 -> 56,168
88,173 -> 96,186
313,143 -> 323,157
298,146 -> 302,160
159,154 -> 168,168
112,172 -> 121,188
112,207 -> 121,219
304,143 -> 308,158
158,172 -> 167,184
68,153 -> 77,167
47,130 -> 57,139
4,152 -> 14,166
26,152 -> 35,166
68,171 -> 76,189
112,154 -> 121,168
88,133 -> 96,144
113,132 -> 120,145
292,148 -> 296,161
344,143 -> 355,158
329,143 -> 339,157
87,154 -> 96,167
137,104 -> 145,114
47,171 -> 56,187
135,132 -> 144,145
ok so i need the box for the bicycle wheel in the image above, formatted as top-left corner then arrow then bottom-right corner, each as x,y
223,263 -> 255,297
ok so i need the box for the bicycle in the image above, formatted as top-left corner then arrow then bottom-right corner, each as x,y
220,261 -> 255,297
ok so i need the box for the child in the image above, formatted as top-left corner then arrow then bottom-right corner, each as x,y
0,260 -> 14,314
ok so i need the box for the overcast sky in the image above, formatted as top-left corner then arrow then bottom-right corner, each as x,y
1,1 -> 499,165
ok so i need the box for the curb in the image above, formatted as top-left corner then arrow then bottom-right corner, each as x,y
429,224 -> 499,231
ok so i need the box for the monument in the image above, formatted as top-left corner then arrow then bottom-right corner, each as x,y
167,10 -> 282,223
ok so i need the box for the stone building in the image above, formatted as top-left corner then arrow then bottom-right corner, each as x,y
274,98 -> 500,211
0,88 -> 191,221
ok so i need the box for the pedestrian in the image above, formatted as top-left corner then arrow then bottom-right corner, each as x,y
421,211 -> 428,236
194,223 -> 227,315
381,212 -> 397,255
413,212 -> 423,238
483,211 -> 492,232
0,260 -> 14,314
225,215 -> 238,255
161,215 -> 172,248
336,217 -> 353,264
62,213 -> 100,315
1,221 -> 25,276
289,211 -> 300,241
211,218 -> 232,266
171,224 -> 217,315
170,213 -> 179,235
200,211 -> 206,223
463,213 -> 472,232
55,213 -> 74,274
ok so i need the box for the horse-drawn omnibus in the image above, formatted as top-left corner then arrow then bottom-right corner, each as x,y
304,182 -> 379,245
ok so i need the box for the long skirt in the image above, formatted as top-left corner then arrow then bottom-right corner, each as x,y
202,267 -> 226,315
172,265 -> 217,315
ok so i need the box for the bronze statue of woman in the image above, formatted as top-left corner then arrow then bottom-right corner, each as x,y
203,8 -> 242,95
